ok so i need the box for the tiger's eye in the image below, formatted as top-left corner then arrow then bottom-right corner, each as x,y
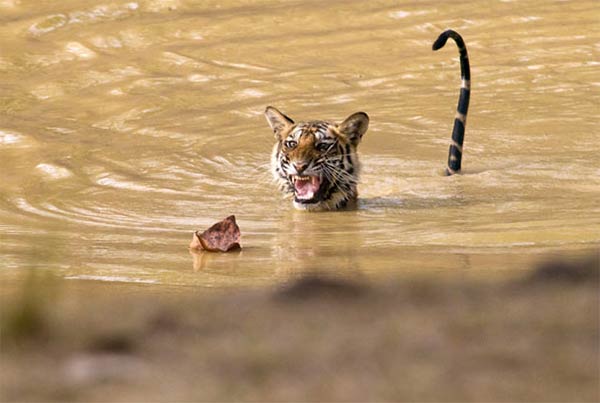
316,143 -> 331,152
285,140 -> 297,149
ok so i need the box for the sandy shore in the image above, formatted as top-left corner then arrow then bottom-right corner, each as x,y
2,256 -> 598,402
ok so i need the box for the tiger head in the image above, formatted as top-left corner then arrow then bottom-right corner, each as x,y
265,106 -> 369,211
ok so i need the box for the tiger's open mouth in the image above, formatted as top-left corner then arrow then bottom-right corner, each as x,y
291,175 -> 326,203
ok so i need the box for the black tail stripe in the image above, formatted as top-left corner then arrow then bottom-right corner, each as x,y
448,118 -> 465,172
457,88 -> 470,115
433,29 -> 471,175
461,55 -> 470,81
452,120 -> 465,146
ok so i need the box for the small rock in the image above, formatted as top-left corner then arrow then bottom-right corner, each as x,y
527,256 -> 599,284
275,275 -> 366,301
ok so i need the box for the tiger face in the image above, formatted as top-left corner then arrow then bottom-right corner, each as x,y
265,106 -> 369,211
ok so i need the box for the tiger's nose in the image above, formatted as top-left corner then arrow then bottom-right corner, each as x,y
293,162 -> 309,174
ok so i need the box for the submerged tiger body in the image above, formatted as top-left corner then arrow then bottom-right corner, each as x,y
266,29 -> 470,211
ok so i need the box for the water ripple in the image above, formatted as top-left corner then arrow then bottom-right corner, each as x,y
2,0 -> 599,285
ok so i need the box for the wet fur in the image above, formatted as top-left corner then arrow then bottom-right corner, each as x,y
265,107 -> 368,211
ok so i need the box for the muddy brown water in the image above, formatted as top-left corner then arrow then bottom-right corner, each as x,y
1,0 -> 598,288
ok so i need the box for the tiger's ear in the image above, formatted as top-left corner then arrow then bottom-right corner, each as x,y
264,106 -> 294,139
338,112 -> 369,147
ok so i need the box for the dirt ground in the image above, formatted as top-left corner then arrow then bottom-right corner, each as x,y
1,256 -> 599,402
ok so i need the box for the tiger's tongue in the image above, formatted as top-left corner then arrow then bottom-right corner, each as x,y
295,176 -> 321,199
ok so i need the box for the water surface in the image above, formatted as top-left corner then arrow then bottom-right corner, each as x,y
1,0 -> 598,288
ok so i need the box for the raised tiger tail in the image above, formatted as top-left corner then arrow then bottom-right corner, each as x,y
432,29 -> 471,176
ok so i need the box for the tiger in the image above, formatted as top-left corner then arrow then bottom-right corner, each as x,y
265,29 -> 470,211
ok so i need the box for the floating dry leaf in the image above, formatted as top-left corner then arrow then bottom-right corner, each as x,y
189,215 -> 241,252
